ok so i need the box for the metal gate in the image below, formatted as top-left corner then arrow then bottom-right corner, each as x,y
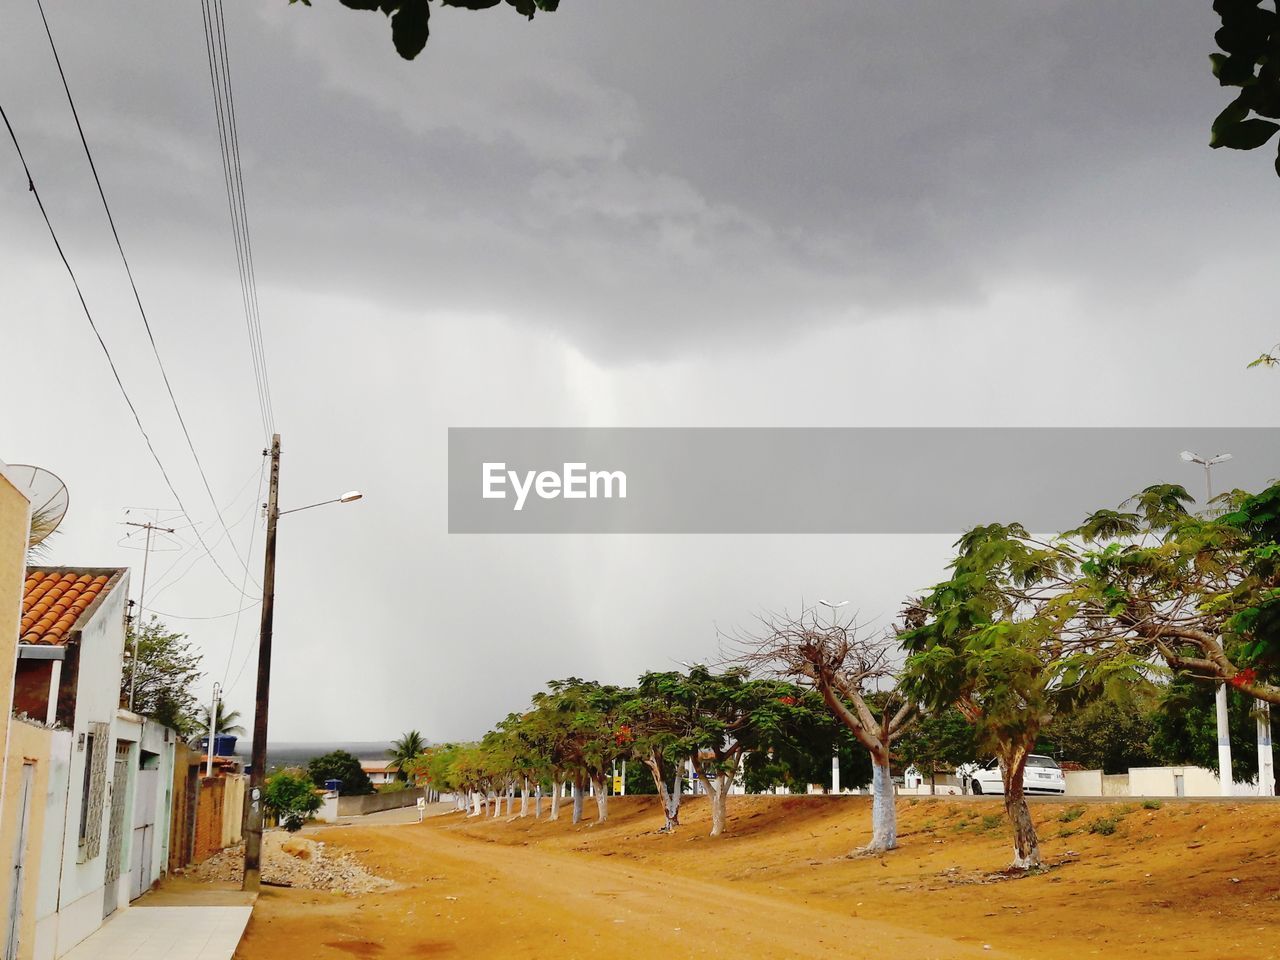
3,763 -> 35,960
102,742 -> 131,920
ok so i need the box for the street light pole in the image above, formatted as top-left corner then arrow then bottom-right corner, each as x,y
818,599 -> 848,795
240,438 -> 361,891
243,433 -> 280,892
1180,450 -> 1235,796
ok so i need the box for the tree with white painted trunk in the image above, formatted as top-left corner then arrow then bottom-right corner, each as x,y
645,665 -> 801,838
900,523 -> 1130,870
734,609 -> 916,854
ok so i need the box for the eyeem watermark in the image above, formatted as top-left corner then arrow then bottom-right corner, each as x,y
482,462 -> 627,511
450,427 -> 1280,533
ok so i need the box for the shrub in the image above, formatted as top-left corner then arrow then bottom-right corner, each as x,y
306,750 -> 375,796
264,769 -> 322,832
1058,806 -> 1085,823
981,813 -> 1003,831
1089,817 -> 1118,836
1142,799 -> 1163,810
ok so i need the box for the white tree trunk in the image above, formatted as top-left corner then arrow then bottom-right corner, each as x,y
549,778 -> 561,820
491,792 -> 501,818
864,756 -> 897,853
571,779 -> 584,824
505,784 -> 514,816
708,776 -> 728,837
520,777 -> 530,817
534,783 -> 542,818
592,777 -> 608,822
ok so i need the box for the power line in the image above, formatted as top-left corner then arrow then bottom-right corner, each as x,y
1,100 -> 253,600
221,455 -> 267,689
34,0 -> 266,594
200,0 -> 275,442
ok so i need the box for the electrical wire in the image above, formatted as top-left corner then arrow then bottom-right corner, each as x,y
200,0 -> 275,442
35,0 -> 264,593
1,99 -> 254,601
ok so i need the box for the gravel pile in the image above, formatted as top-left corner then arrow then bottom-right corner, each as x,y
187,831 -> 394,895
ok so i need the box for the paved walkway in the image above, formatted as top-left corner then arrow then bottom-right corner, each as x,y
60,905 -> 252,960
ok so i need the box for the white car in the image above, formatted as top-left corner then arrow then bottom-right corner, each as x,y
958,755 -> 1066,796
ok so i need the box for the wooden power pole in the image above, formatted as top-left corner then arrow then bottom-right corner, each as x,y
243,433 -> 280,891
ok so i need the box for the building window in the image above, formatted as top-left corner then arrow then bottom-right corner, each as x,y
78,721 -> 110,860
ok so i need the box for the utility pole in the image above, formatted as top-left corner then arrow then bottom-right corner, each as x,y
243,434 -> 280,892
124,519 -> 175,711
205,682 -> 221,777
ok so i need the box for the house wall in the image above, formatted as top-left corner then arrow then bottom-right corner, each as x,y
30,729 -> 72,960
1,464 -> 36,959
168,744 -> 197,873
50,580 -> 132,957
2,720 -> 59,960
220,775 -> 244,848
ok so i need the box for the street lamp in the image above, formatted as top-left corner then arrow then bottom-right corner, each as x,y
1179,450 -> 1235,797
817,599 -> 848,794
243,435 -> 362,892
1179,450 -> 1232,503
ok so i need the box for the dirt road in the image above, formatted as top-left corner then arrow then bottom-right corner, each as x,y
233,795 -> 1280,960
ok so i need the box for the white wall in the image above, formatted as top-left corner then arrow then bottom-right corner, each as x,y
52,578 -> 132,957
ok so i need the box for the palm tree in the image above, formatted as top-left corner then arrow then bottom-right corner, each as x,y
388,730 -> 427,781
198,702 -> 247,737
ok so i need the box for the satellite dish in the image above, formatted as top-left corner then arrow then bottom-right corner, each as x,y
10,464 -> 69,547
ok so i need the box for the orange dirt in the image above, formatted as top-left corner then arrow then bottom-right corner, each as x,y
232,794 -> 1280,960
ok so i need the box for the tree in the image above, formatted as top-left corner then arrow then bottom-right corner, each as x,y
1209,0 -> 1280,177
896,706 -> 977,793
388,730 -> 427,781
265,769 -> 322,831
901,524 -> 1126,870
737,608 -> 916,854
290,0 -> 559,61
122,616 -> 203,735
307,750 -> 375,795
1039,692 -> 1158,774
1072,483 -> 1280,706
1149,674 -> 1262,783
196,702 -> 247,738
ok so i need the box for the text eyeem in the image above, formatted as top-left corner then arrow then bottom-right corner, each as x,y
482,462 -> 627,512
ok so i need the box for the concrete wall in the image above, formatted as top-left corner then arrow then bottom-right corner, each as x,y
30,730 -> 73,960
1065,765 -> 1256,798
336,787 -> 426,817
2,720 -> 58,960
220,775 -> 244,848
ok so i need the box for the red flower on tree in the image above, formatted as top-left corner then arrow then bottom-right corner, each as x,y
1229,668 -> 1258,689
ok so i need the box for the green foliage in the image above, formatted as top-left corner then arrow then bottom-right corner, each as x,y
307,750 -> 375,795
1039,693 -> 1159,774
1148,676 -> 1261,783
122,616 -> 203,735
1142,799 -> 1163,810
896,706 -> 976,784
1208,0 -> 1280,176
1059,806 -> 1085,823
981,813 -> 1003,831
1088,816 -> 1118,836
197,702 -> 246,737
290,0 -> 559,60
388,730 -> 427,780
264,769 -> 322,831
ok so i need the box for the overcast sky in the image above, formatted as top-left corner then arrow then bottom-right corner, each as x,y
2,1 -> 1277,744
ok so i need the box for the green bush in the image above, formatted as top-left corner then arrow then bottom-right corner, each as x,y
1142,799 -> 1163,810
1088,816 -> 1118,836
1058,806 -> 1085,823
264,769 -> 322,832
306,750 -> 375,796
981,813 -> 1003,830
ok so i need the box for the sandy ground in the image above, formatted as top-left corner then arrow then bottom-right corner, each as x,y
232,794 -> 1280,960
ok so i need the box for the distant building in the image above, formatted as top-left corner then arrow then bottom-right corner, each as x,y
360,759 -> 399,786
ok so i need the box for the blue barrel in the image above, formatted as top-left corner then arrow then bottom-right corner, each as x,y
197,735 -> 239,757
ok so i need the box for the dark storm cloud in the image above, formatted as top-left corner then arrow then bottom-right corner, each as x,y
4,1 -> 1261,366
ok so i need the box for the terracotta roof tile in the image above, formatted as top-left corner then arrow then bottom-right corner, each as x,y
20,569 -> 119,645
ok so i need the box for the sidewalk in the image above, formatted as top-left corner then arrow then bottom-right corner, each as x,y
60,902 -> 252,960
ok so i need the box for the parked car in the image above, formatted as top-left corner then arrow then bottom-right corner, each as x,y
956,755 -> 1066,796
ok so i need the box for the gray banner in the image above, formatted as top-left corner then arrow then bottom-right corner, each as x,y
447,428 -> 1280,533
